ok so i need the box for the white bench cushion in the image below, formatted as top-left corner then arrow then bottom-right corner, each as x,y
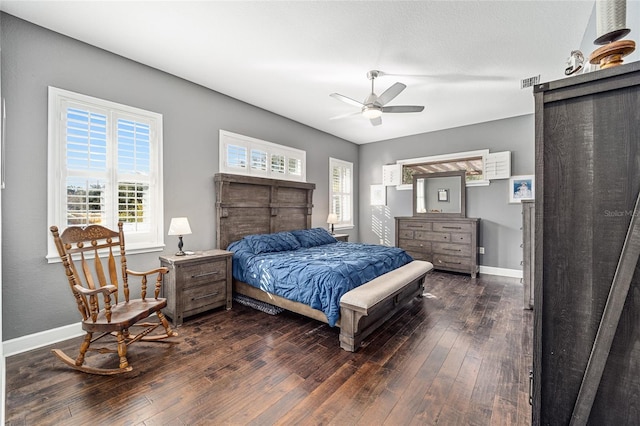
340,260 -> 433,309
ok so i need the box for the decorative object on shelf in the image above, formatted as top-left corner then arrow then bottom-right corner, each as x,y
565,50 -> 585,75
508,175 -> 534,204
326,213 -> 339,235
589,0 -> 635,69
168,217 -> 192,256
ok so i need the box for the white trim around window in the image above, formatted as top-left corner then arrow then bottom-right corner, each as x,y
329,157 -> 354,229
47,87 -> 164,262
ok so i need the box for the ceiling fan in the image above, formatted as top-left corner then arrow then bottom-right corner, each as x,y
330,70 -> 425,126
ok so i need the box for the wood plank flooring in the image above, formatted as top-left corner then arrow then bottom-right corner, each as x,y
5,271 -> 533,425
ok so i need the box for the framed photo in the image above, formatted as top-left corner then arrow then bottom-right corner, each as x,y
370,184 -> 386,206
437,188 -> 449,202
509,175 -> 534,203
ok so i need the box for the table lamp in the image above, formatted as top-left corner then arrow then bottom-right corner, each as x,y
589,0 -> 635,69
168,217 -> 192,256
327,213 -> 339,235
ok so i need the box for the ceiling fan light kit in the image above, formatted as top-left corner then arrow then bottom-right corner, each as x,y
330,69 -> 425,126
362,106 -> 382,119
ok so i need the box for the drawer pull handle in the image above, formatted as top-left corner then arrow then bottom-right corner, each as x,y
443,248 -> 461,252
192,291 -> 220,301
442,226 -> 462,230
191,271 -> 221,279
407,225 -> 423,228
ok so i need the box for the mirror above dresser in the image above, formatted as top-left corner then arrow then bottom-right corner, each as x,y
412,170 -> 466,217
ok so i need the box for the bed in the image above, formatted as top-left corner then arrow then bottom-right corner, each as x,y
214,173 -> 433,351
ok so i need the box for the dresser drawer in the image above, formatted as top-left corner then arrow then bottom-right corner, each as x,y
177,259 -> 228,288
451,232 -> 471,244
415,231 -> 450,242
433,222 -> 473,233
433,241 -> 472,257
399,221 -> 432,231
405,250 -> 433,262
399,238 -> 432,252
183,280 -> 227,314
433,254 -> 472,270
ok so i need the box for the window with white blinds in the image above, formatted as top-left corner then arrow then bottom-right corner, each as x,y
329,157 -> 353,228
219,130 -> 306,182
47,87 -> 164,261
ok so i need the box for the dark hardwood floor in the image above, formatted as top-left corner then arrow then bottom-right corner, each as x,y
5,271 -> 532,425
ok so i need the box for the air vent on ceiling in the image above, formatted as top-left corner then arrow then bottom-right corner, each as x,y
521,75 -> 540,89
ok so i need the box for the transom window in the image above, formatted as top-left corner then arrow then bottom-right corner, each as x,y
219,130 -> 306,182
47,87 -> 164,261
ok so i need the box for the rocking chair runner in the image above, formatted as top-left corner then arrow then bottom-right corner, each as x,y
50,222 -> 178,375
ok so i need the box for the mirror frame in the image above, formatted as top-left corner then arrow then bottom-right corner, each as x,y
412,170 -> 467,218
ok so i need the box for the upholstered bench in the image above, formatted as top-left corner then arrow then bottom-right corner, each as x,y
338,260 -> 434,351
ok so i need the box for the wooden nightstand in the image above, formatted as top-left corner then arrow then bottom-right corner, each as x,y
333,233 -> 349,242
159,249 -> 233,327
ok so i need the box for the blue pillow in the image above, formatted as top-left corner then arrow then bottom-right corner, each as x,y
291,227 -> 337,248
244,231 -> 301,254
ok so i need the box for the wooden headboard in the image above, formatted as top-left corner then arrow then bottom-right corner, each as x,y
214,173 -> 316,249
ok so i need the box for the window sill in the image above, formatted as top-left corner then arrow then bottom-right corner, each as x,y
46,244 -> 165,264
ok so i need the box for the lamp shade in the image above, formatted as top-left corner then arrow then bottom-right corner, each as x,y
168,217 -> 192,236
595,0 -> 630,45
327,213 -> 339,225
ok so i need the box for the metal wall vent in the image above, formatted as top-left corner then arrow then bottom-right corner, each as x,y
521,75 -> 540,89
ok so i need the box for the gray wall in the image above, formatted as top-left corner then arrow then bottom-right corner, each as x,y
358,114 -> 534,270
0,13 -> 358,340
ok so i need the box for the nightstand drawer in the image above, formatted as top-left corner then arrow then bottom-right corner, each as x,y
183,280 -> 227,314
178,260 -> 227,287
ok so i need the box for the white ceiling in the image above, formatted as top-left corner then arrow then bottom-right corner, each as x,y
1,1 -> 595,144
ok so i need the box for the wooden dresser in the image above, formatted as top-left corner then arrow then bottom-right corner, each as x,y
159,249 -> 233,327
395,216 -> 479,278
533,62 -> 640,425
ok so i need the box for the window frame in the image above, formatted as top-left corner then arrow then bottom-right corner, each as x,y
219,130 -> 306,182
47,86 -> 164,262
329,157 -> 354,229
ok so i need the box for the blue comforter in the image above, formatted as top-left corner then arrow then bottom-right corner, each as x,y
228,239 -> 413,326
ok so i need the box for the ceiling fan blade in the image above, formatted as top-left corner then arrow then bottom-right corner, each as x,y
330,93 -> 364,108
377,82 -> 406,105
370,116 -> 382,126
382,105 -> 425,113
330,110 -> 361,120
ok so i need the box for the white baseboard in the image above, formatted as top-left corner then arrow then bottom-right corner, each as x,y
3,322 -> 83,357
479,265 -> 522,278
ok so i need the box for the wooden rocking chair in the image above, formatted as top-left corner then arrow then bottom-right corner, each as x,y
49,222 -> 178,375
